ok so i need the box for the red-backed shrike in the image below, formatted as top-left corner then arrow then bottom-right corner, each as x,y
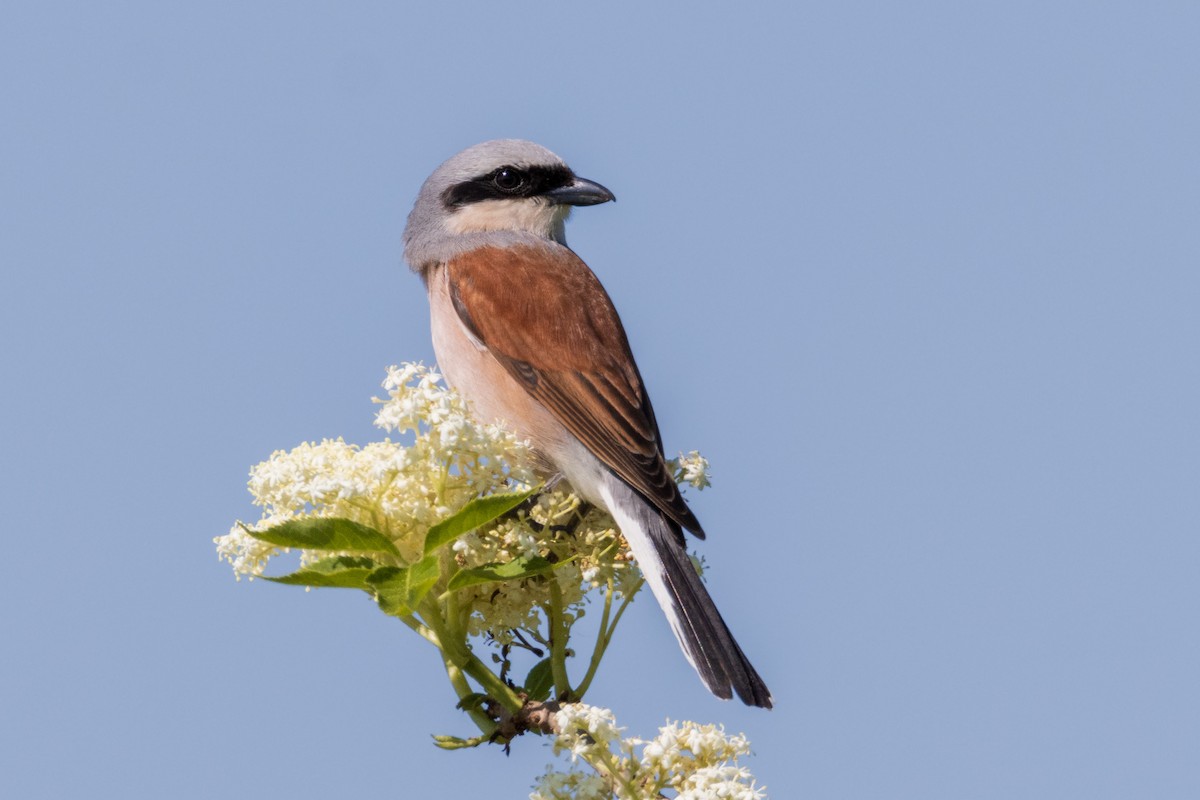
403,140 -> 771,708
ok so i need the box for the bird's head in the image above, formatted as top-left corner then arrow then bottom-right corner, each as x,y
404,139 -> 615,273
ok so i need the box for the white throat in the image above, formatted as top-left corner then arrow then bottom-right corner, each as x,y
445,199 -> 571,243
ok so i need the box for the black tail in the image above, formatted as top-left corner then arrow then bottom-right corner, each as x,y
649,515 -> 774,708
605,477 -> 773,708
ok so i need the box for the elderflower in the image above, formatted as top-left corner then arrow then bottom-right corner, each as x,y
531,768 -> 610,800
551,703 -> 624,760
640,720 -> 757,794
676,766 -> 766,800
216,364 -> 535,575
533,705 -> 766,800
445,489 -> 641,643
670,450 -> 712,490
216,365 -> 644,641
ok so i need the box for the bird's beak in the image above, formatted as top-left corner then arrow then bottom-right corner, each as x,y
543,176 -> 616,206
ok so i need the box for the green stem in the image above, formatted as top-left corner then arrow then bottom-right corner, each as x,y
546,578 -> 573,699
396,613 -> 441,648
442,653 -> 497,735
572,578 -> 615,699
438,556 -> 524,713
421,596 -> 523,713
441,549 -> 465,636
599,578 -> 643,654
462,650 -> 523,712
395,609 -> 497,737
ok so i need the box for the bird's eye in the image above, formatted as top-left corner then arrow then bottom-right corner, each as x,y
493,167 -> 526,192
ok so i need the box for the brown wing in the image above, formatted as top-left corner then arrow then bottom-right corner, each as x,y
446,242 -> 703,537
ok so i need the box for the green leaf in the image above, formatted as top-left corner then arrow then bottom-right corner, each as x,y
366,566 -> 412,616
523,658 -> 554,702
261,556 -> 378,589
423,487 -> 540,556
447,555 -> 565,592
365,555 -> 443,616
244,517 -> 399,556
432,734 -> 487,750
405,554 -> 440,609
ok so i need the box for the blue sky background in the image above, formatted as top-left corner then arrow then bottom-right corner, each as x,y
2,2 -> 1198,797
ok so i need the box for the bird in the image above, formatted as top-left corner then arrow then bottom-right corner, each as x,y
402,139 -> 772,708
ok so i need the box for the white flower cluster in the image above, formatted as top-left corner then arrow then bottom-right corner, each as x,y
215,364 -> 534,576
216,364 -> 642,643
669,450 -> 712,491
529,770 -> 611,800
551,703 -> 626,760
532,704 -> 765,800
451,490 -> 641,642
642,721 -> 761,800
